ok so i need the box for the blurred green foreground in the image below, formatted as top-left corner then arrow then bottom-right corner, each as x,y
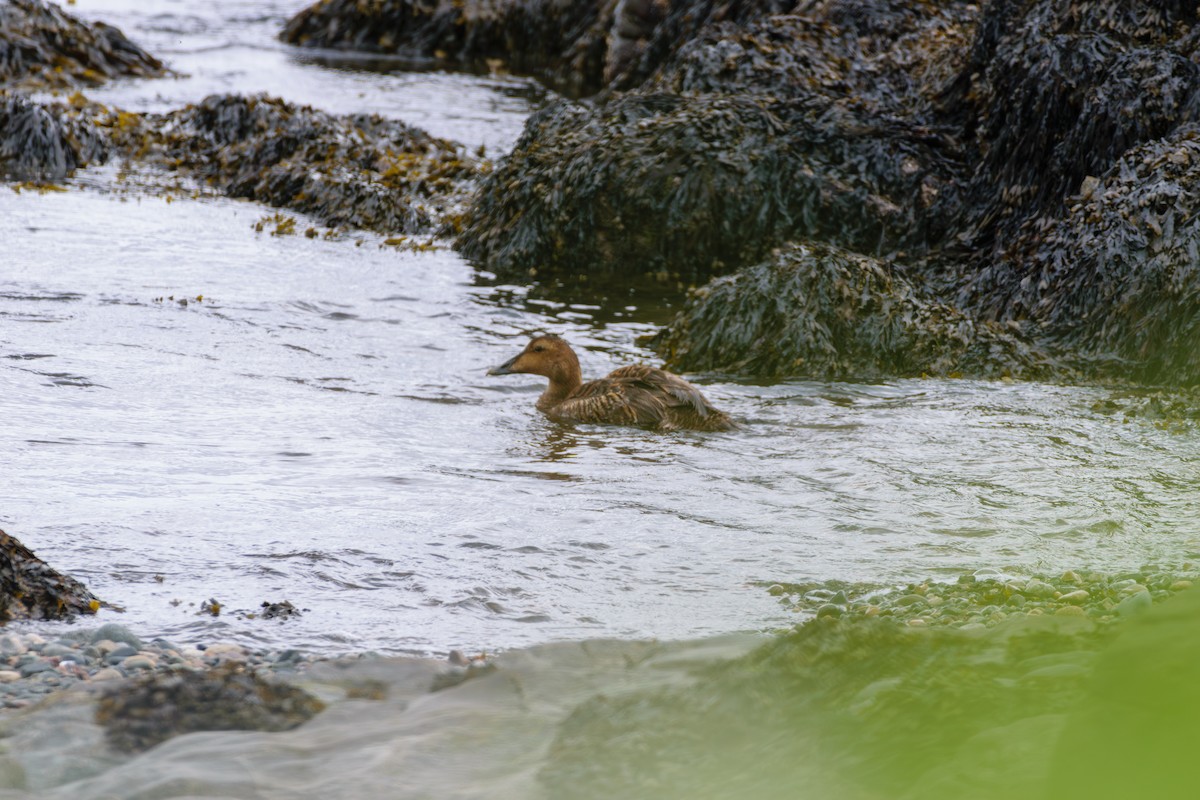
540,585 -> 1200,799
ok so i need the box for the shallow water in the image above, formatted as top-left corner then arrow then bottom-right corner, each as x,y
3,0 -> 1200,658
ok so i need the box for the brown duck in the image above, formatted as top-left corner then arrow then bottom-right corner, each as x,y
487,334 -> 735,431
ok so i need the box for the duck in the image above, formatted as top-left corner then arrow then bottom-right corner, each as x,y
487,334 -> 735,431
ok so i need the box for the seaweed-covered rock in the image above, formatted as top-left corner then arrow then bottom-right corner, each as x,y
651,242 -> 1053,381
95,661 -> 326,753
967,127 -> 1200,385
0,527 -> 100,622
105,93 -> 482,234
941,0 -> 1200,246
281,0 -> 614,97
0,92 -> 107,180
0,0 -> 165,89
458,90 -> 959,283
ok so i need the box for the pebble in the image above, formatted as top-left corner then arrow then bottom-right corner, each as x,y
0,628 -> 319,712
1059,590 -> 1091,604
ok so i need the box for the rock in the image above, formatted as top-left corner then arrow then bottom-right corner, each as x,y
0,634 -> 28,658
815,604 -> 843,619
1055,605 -> 1087,618
1115,590 -> 1153,617
1025,580 -> 1056,598
0,528 -> 102,621
18,659 -> 54,678
89,667 -> 124,682
0,671 -> 21,683
0,0 -> 165,90
125,93 -> 480,236
281,0 -> 614,98
1059,590 -> 1091,605
650,242 -> 1052,381
89,624 -> 143,649
95,662 -> 326,753
121,654 -> 158,671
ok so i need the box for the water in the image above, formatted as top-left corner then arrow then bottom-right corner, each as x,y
4,0 -> 1200,658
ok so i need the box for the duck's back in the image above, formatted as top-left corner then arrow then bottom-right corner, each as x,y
547,365 -> 735,431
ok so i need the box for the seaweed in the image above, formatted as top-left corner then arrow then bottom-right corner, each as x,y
0,92 -> 107,180
0,0 -> 165,90
280,0 -> 615,97
650,241 -> 1055,381
0,527 -> 101,623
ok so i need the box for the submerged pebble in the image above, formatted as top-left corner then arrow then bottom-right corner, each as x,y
0,627 -> 318,711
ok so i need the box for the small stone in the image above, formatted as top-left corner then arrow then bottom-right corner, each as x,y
39,643 -> 79,659
1006,594 -> 1027,607
122,655 -> 157,671
766,584 -> 786,596
926,595 -> 944,607
1060,590 -> 1090,604
863,605 -> 881,617
23,634 -> 45,647
0,671 -> 20,683
1055,605 -> 1087,617
203,643 -> 247,662
19,660 -> 54,678
1170,580 -> 1193,591
90,668 -> 124,682
906,618 -> 927,627
1060,570 -> 1082,584
106,644 -> 138,663
0,635 -> 28,659
1115,590 -> 1152,617
829,591 -> 849,605
1025,580 -> 1056,598
816,604 -> 843,619
89,624 -> 143,650
896,594 -> 927,607
90,639 -> 120,657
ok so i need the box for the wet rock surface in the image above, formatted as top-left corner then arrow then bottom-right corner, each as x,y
2,92 -> 484,236
94,661 -> 326,753
0,528 -> 100,623
0,0 -> 165,90
649,242 -> 1053,381
280,0 -> 614,98
0,93 -> 107,181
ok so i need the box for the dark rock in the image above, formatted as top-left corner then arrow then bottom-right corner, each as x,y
280,0 -> 615,98
458,91 -> 961,284
969,127 -> 1200,385
0,527 -> 101,623
260,600 -> 302,620
941,0 -> 1200,247
0,93 -> 107,181
0,0 -> 165,89
651,242 -> 1054,381
95,662 -> 326,753
81,92 -> 482,235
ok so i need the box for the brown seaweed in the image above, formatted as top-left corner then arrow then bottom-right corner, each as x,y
0,0 -> 165,90
0,527 -> 101,623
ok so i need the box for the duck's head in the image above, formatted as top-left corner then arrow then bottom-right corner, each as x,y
487,334 -> 580,383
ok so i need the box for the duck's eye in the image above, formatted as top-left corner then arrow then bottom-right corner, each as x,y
532,345 -> 545,352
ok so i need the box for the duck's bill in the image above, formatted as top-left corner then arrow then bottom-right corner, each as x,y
487,355 -> 519,376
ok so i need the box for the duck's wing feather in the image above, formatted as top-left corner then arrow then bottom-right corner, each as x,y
606,365 -> 711,417
549,366 -> 716,428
